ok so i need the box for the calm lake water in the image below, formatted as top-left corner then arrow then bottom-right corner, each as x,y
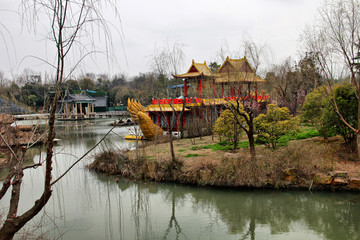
1,119 -> 360,240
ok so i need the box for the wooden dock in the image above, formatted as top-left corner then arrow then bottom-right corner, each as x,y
14,113 -> 50,120
14,111 -> 128,120
96,111 -> 128,118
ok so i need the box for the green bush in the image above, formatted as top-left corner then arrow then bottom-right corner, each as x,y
301,87 -> 335,138
213,109 -> 242,149
191,128 -> 319,152
301,83 -> 357,148
254,104 -> 299,149
294,129 -> 320,140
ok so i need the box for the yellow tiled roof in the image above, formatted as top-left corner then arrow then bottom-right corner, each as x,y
145,104 -> 190,112
173,72 -> 204,78
193,62 -> 213,76
173,60 -> 213,78
173,57 -> 264,83
215,72 -> 266,83
218,56 -> 255,74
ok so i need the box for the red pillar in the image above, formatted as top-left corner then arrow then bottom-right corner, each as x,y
166,113 -> 170,131
213,79 -> 216,97
221,83 -> 224,98
184,79 -> 188,98
238,85 -> 242,98
158,115 -> 161,126
176,115 -> 179,132
198,78 -> 203,98
182,113 -> 186,129
230,86 -> 234,98
255,84 -> 258,103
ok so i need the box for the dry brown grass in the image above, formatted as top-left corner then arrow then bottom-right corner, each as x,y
88,150 -> 122,174
127,135 -> 223,162
123,135 -> 358,188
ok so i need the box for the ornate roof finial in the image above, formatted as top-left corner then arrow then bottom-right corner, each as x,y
192,59 -> 195,64
226,56 -> 229,60
244,56 -> 246,59
204,60 -> 206,65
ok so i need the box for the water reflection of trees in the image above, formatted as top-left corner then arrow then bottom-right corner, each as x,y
94,173 -> 154,240
101,176 -> 190,240
161,185 -> 188,240
191,190 -> 360,240
93,172 -> 360,240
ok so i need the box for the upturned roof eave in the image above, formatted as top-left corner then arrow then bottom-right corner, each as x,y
172,72 -> 214,79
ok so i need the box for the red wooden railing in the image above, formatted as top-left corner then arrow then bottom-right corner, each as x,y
151,95 -> 270,105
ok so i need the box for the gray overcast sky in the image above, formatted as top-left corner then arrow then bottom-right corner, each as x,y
0,0 -> 322,79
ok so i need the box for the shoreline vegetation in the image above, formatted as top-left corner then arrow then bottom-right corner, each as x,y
89,128 -> 360,191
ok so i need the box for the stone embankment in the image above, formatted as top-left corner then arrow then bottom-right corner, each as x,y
267,168 -> 360,191
312,171 -> 360,190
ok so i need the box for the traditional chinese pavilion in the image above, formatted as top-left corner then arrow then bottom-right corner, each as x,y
145,56 -> 269,134
57,90 -> 96,120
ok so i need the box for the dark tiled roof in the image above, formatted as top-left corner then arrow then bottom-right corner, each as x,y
60,93 -> 96,103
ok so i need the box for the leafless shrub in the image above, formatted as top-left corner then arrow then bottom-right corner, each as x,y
88,150 -> 129,175
184,117 -> 212,138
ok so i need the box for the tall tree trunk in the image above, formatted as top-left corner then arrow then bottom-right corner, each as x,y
169,130 -> 176,164
293,91 -> 298,115
357,100 -> 360,160
247,116 -> 256,159
0,91 -> 58,240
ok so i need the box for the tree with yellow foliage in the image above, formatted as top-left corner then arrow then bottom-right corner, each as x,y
254,104 -> 298,149
214,109 -> 243,151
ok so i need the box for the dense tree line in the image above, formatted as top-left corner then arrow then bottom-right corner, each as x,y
0,70 -> 182,111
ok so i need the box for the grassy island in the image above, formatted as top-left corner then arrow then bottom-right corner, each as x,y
90,129 -> 360,191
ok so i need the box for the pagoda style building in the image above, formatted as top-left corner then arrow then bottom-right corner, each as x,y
145,56 -> 268,135
57,90 -> 96,120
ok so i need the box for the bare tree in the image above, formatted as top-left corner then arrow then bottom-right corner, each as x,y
152,104 -> 182,172
215,39 -> 232,63
302,0 -> 360,158
0,0 -> 119,239
265,58 -> 293,105
227,87 -> 258,158
241,37 -> 272,77
0,70 -> 6,89
149,41 -> 187,168
150,41 -> 186,77
265,55 -> 320,114
227,40 -> 269,158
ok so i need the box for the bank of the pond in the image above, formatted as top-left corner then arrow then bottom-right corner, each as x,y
90,135 -> 360,191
